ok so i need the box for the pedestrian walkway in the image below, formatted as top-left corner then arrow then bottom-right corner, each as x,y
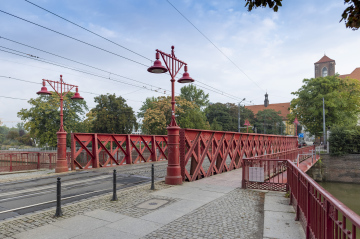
0,169 -> 305,239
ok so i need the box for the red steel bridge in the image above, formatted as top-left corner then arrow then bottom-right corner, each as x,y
1,129 -> 359,238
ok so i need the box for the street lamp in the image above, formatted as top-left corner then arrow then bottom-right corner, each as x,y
147,46 -> 194,185
294,117 -> 299,137
37,75 -> 83,173
244,120 -> 251,133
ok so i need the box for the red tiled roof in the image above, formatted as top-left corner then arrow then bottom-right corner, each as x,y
339,68 -> 360,80
245,103 -> 290,120
315,55 -> 335,64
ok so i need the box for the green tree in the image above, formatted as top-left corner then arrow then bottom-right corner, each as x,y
0,125 -> 11,144
6,130 -> 20,140
17,92 -> 88,147
91,94 -> 137,134
244,0 -> 360,30
289,76 -> 360,137
205,103 -> 232,131
205,103 -> 255,132
137,96 -> 158,118
180,84 -> 209,109
255,109 -> 285,135
142,96 -> 210,135
16,122 -> 25,136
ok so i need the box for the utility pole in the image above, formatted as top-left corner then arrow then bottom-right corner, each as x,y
238,98 -> 245,133
323,97 -> 326,148
238,103 -> 240,133
264,93 -> 269,134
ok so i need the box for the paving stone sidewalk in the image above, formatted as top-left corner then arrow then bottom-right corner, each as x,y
0,168 -> 304,239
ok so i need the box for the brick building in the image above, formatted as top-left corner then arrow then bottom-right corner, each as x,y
314,54 -> 360,80
245,103 -> 296,135
314,55 -> 336,78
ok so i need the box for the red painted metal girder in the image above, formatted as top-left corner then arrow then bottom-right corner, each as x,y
71,133 -> 168,171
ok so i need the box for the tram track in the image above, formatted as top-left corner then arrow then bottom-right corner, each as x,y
0,161 -> 168,221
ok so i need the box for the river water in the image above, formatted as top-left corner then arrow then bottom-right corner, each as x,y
317,181 -> 360,216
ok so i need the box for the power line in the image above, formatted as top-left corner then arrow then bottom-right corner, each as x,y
0,10 -> 149,67
24,0 -> 152,62
0,48 -> 251,104
0,75 -> 40,85
0,48 -> 168,99
166,0 -> 265,93
0,76 -> 143,103
1,43 -> 252,103
0,95 -> 27,100
0,48 -> 158,91
0,36 -> 169,92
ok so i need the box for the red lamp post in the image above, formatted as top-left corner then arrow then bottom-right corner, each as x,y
147,46 -> 194,185
37,75 -> 83,173
244,120 -> 251,133
294,117 -> 299,137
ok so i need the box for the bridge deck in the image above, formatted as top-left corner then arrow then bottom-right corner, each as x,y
268,155 -> 320,184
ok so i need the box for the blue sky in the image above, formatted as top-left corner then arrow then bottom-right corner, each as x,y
1,0 -> 359,127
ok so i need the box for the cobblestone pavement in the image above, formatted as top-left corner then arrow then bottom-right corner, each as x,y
143,189 -> 264,239
0,162 -> 266,239
0,182 -> 176,239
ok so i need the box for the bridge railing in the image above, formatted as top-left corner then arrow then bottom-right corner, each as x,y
71,133 -> 168,170
0,151 -> 71,172
288,160 -> 360,239
242,158 -> 288,191
179,128 -> 297,182
241,146 -> 315,191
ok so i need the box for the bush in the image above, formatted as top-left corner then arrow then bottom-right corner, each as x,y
329,125 -> 360,155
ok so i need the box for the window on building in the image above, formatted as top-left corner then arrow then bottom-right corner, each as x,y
322,67 -> 328,77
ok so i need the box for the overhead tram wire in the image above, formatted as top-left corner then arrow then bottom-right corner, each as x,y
193,81 -> 251,103
0,37 -> 169,93
0,95 -> 27,100
0,11 -> 251,104
0,48 -> 250,104
24,0 -> 152,62
0,10 -> 149,67
0,76 -> 142,103
0,9 -> 259,102
0,48 -> 169,96
166,0 -> 266,93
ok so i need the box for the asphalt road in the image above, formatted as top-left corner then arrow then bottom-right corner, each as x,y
0,161 -> 168,221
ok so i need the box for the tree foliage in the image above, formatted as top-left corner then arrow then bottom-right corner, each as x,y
329,125 -> 360,155
205,103 -> 255,132
254,109 -> 285,135
137,96 -> 158,118
289,76 -> 360,137
142,96 -> 210,135
18,93 -> 88,147
244,0 -> 360,30
91,94 -> 137,134
180,84 -> 209,109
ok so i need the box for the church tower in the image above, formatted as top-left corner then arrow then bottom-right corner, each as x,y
314,55 -> 335,78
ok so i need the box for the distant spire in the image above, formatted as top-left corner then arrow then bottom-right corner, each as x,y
264,92 -> 269,107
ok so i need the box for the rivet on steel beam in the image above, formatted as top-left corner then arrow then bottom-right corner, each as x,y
54,177 -> 63,217
151,164 -> 155,190
111,169 -> 118,201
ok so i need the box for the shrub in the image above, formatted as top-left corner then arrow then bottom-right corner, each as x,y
329,125 -> 360,155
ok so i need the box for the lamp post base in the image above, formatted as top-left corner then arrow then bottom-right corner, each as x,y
165,125 -> 182,185
56,131 -> 68,173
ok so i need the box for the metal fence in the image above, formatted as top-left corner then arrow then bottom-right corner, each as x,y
71,133 -> 168,170
0,152 -> 71,172
287,161 -> 360,239
241,146 -> 316,191
179,128 -> 298,182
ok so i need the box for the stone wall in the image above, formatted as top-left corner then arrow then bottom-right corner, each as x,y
307,154 -> 360,183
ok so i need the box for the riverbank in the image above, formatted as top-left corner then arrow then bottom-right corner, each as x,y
307,154 -> 360,183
